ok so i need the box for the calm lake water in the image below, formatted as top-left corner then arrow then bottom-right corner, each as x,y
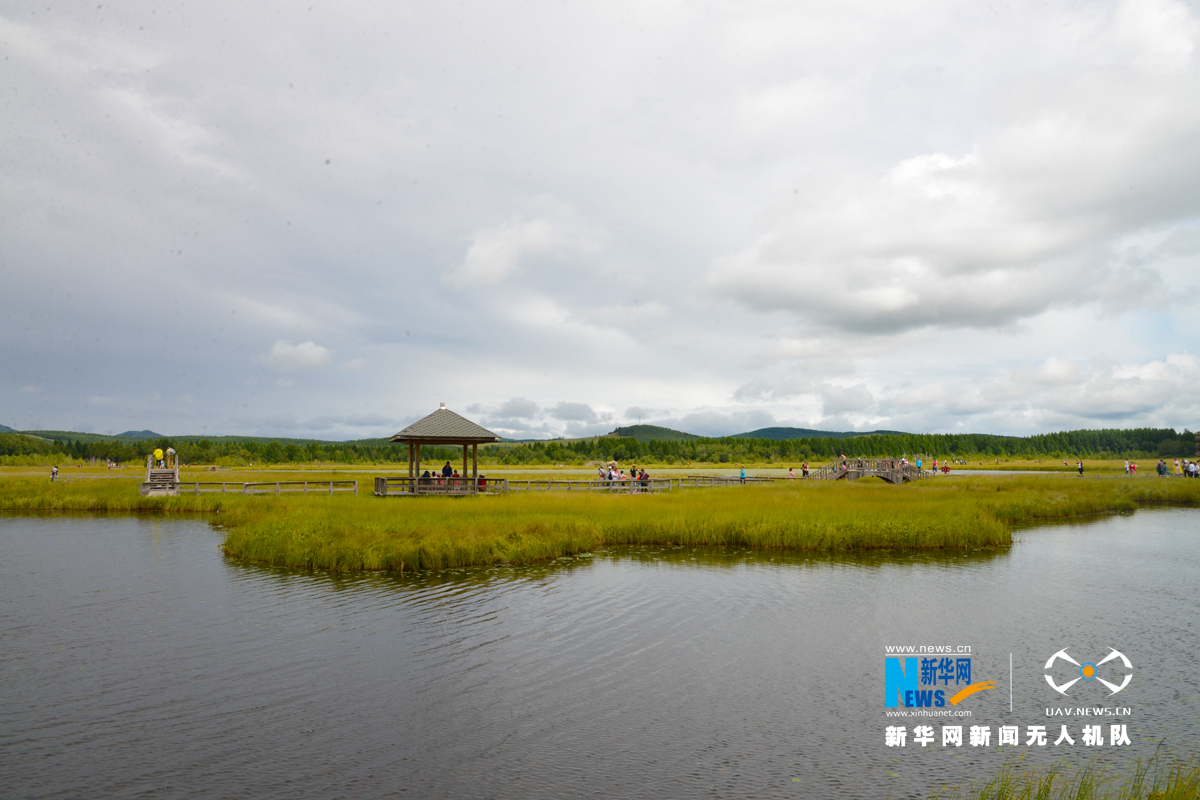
1,510 -> 1197,799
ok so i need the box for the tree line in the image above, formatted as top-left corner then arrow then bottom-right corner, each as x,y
1,427 -> 1194,467
486,427 -> 1196,466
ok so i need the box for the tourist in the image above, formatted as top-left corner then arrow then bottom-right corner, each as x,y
788,467 -> 795,479
739,465 -> 746,484
441,462 -> 452,479
51,465 -> 58,482
1130,462 -> 1137,476
1077,460 -> 1084,475
1175,459 -> 1182,476
802,462 -> 809,478
154,447 -> 164,468
166,446 -> 176,468
1124,459 -> 1130,475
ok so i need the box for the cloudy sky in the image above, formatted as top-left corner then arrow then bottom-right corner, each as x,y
3,0 -> 1199,440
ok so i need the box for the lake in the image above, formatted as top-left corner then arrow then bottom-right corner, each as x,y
1,509 -> 1196,798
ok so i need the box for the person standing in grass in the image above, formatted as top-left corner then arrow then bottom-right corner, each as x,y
51,466 -> 58,482
1077,460 -> 1084,475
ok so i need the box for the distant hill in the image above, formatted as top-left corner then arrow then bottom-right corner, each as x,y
731,427 -> 908,440
0,424 -> 14,433
116,430 -> 163,439
611,425 -> 700,443
22,430 -> 130,444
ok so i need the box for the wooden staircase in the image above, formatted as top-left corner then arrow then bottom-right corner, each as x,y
139,457 -> 180,496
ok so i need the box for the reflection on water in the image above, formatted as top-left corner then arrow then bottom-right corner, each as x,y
1,510 -> 1196,799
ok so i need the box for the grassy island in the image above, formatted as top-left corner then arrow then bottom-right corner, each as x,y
4,470 -> 1199,573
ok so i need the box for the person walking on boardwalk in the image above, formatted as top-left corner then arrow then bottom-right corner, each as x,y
154,447 -> 164,468
1077,460 -> 1084,475
788,467 -> 795,479
51,465 -> 58,482
166,447 -> 176,468
739,465 -> 746,484
802,461 -> 809,478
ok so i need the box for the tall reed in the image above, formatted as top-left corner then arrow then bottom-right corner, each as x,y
929,750 -> 1200,799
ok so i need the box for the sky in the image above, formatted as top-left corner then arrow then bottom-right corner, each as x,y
3,0 -> 1199,441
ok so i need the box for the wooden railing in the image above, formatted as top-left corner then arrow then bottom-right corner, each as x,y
507,478 -> 681,493
175,480 -> 358,495
374,476 -> 508,496
681,474 -> 779,486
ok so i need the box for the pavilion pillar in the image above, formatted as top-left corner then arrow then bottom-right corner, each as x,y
472,444 -> 478,479
408,443 -> 414,480
415,443 -> 422,492
462,445 -> 468,484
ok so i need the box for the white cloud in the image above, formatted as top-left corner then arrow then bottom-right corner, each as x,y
259,340 -> 333,371
572,301 -> 669,331
445,217 -> 558,288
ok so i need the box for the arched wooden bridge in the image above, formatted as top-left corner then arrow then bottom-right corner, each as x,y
807,459 -> 931,484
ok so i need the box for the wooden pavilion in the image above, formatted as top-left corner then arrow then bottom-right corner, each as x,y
389,403 -> 501,484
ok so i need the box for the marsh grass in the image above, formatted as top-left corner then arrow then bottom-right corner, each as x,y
220,474 -> 1200,572
928,750 -> 1200,800
4,473 -> 1200,572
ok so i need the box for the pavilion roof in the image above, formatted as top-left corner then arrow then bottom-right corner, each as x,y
389,405 -> 501,444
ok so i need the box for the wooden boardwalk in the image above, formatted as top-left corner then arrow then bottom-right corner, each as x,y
177,480 -> 358,496
373,474 -> 787,497
373,463 -> 928,497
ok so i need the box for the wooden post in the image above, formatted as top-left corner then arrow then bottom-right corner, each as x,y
462,444 -> 468,487
415,443 -> 421,493
408,443 -> 414,480
472,443 -> 478,480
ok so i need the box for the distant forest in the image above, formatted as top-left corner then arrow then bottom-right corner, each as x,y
1,427 -> 1196,466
